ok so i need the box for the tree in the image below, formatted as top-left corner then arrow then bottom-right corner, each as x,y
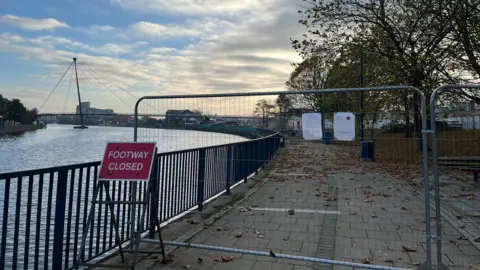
254,99 -> 276,126
276,94 -> 293,117
292,0 -> 467,149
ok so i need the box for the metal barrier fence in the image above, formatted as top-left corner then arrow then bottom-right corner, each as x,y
0,131 -> 281,269
133,86 -> 432,270
429,85 -> 480,270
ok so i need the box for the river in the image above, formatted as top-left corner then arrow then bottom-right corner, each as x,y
0,124 -> 247,269
0,124 -> 247,173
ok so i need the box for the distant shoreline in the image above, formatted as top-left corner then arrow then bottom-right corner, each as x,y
0,124 -> 45,135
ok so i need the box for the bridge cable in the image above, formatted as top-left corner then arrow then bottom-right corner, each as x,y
38,61 -> 74,111
76,62 -> 110,110
81,62 -> 163,114
77,63 -> 134,110
62,65 -> 75,113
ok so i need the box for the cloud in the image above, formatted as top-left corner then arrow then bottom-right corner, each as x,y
2,0 -> 305,113
89,25 -> 116,32
110,0 -> 277,15
0,14 -> 68,30
130,21 -> 202,38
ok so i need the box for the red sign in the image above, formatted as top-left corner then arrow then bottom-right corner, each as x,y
98,142 -> 156,181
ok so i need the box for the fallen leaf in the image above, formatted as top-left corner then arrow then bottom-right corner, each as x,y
470,266 -> 480,270
239,207 -> 251,212
414,226 -> 426,232
402,246 -> 417,252
186,219 -> 199,224
326,196 -> 337,201
362,257 -> 371,264
214,256 -> 237,262
164,253 -> 176,263
183,265 -> 192,269
472,212 -> 480,217
235,232 -> 242,238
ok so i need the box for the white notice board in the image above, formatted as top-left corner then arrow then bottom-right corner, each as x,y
302,113 -> 323,140
334,112 -> 355,141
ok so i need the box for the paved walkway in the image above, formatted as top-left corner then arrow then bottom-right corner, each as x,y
112,138 -> 480,270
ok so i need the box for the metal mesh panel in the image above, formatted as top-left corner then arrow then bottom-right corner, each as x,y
132,87 -> 434,270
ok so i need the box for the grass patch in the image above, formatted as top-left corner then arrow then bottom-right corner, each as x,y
332,130 -> 480,165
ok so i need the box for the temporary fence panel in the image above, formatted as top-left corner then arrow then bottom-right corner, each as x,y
429,85 -> 480,270
133,86 -> 432,270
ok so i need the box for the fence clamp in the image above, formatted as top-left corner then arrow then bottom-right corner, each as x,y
421,130 -> 434,134
427,234 -> 441,240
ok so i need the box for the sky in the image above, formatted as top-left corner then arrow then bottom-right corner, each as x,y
0,0 -> 304,113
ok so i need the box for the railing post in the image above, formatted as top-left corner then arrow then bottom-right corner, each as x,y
148,154 -> 159,239
225,146 -> 232,195
243,143 -> 248,183
197,149 -> 206,211
52,169 -> 68,270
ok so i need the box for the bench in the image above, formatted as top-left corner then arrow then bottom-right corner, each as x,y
438,157 -> 480,183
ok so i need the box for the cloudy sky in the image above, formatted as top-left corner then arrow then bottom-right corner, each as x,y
0,0 -> 304,113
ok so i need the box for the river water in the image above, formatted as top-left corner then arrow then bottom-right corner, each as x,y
0,124 -> 246,173
0,124 -> 247,269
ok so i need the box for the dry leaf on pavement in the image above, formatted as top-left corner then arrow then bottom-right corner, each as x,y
186,219 -> 199,224
402,246 -> 417,252
472,212 -> 480,217
414,226 -> 426,232
470,266 -> 480,270
214,256 -> 237,262
239,207 -> 251,212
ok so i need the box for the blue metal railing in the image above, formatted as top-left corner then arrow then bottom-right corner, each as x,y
0,132 -> 281,269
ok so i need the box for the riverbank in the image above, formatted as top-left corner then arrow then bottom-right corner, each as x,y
0,124 -> 45,135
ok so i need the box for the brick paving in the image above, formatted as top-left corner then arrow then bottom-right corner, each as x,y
102,138 -> 480,270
